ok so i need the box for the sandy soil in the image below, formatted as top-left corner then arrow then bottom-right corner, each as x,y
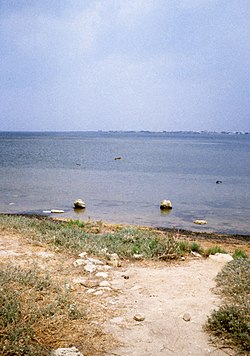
107,259 -> 233,356
0,230 -> 239,355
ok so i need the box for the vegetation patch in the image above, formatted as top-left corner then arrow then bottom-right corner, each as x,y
206,258 -> 250,353
0,263 -> 88,355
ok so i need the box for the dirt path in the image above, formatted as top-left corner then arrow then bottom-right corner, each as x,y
0,230 -> 235,355
107,259 -> 233,355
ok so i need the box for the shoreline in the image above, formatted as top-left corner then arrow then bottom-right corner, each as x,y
2,212 -> 249,243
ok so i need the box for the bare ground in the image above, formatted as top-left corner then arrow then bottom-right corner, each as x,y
0,229 -> 246,355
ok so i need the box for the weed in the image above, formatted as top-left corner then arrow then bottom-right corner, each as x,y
232,249 -> 248,259
190,242 -> 203,254
204,246 -> 227,256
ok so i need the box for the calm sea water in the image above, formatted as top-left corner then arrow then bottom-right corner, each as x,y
0,131 -> 250,235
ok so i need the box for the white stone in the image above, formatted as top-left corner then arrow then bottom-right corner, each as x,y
74,199 -> 86,209
93,290 -> 103,296
73,259 -> 87,267
96,272 -> 109,279
78,252 -> 87,258
86,288 -> 96,294
193,219 -> 207,225
133,253 -> 144,259
51,209 -> 65,213
87,257 -> 104,265
52,346 -> 83,356
99,280 -> 111,287
84,263 -> 97,273
160,200 -> 173,210
209,253 -> 233,263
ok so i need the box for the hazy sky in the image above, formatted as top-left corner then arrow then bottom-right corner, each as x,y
1,0 -> 249,132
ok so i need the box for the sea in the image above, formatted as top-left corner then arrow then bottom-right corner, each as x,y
0,131 -> 249,235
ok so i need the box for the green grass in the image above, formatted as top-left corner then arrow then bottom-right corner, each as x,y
204,246 -> 227,256
206,258 -> 250,353
233,248 -> 248,260
0,215 -> 197,260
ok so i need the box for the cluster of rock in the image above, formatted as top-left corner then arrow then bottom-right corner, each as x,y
71,251 -> 121,297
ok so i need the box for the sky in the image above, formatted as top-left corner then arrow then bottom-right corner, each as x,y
0,0 -> 249,132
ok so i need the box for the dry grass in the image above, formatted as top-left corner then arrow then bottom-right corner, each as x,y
0,262 -> 117,356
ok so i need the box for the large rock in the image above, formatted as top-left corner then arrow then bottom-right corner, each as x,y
160,200 -> 172,210
74,199 -> 86,209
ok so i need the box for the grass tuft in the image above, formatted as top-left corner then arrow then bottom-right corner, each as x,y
206,258 -> 250,353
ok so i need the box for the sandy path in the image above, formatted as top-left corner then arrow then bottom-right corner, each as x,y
107,259 -> 233,356
0,230 -> 235,355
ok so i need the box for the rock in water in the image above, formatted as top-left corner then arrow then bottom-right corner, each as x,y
160,200 -> 173,210
74,199 -> 86,209
51,209 -> 65,214
193,219 -> 207,225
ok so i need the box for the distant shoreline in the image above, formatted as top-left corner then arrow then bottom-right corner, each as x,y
0,130 -> 249,135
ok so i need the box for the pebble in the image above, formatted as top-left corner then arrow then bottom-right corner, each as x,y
86,288 -> 96,294
93,290 -> 103,296
99,280 -> 111,287
183,313 -> 191,322
87,257 -> 104,265
78,252 -> 87,258
96,272 -> 109,279
133,253 -> 144,259
133,313 -> 145,322
52,346 -> 83,356
73,259 -> 87,267
84,263 -> 97,273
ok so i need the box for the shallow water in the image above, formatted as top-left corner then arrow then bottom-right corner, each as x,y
0,131 -> 249,234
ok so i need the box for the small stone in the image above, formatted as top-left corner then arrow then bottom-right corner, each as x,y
99,280 -> 111,287
78,252 -> 87,258
133,253 -> 144,259
191,251 -> 202,258
183,313 -> 191,322
87,257 -> 104,265
193,219 -> 207,225
93,290 -> 103,296
84,263 -> 97,273
52,346 -> 83,356
86,288 -> 96,294
96,272 -> 109,279
133,313 -> 145,322
109,253 -> 121,267
73,259 -> 87,267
